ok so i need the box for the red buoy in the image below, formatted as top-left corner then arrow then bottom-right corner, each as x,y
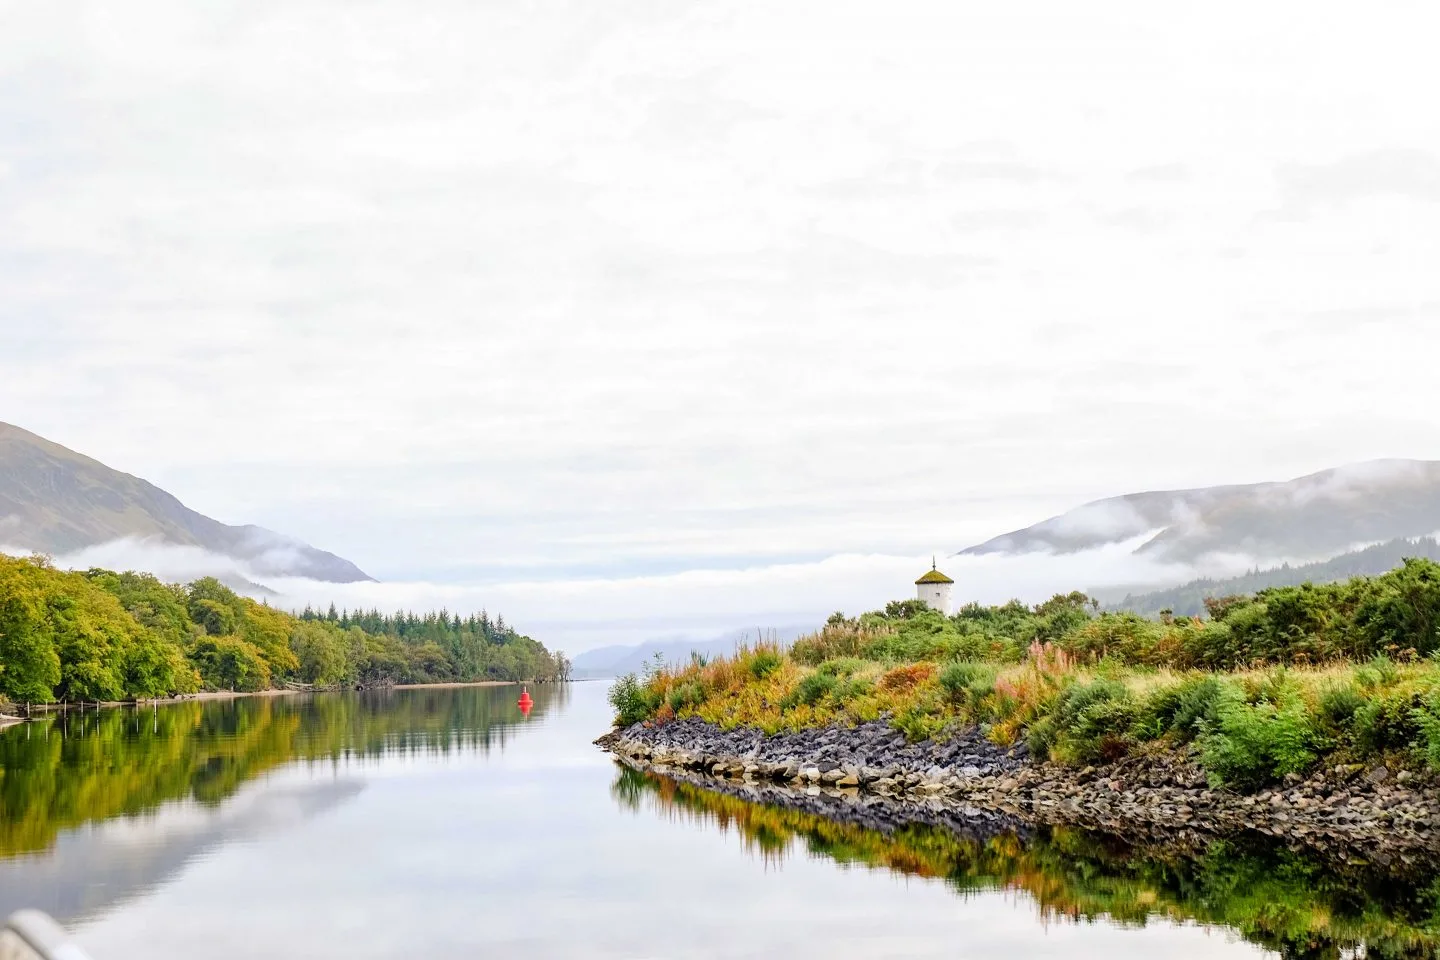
517,686 -> 533,717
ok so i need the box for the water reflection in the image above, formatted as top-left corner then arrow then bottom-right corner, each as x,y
0,684 -> 564,922
613,765 -> 1440,960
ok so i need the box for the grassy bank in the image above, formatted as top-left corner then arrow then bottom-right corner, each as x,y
610,560 -> 1440,789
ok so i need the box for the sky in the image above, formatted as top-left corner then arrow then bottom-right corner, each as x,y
3,1 -> 1440,651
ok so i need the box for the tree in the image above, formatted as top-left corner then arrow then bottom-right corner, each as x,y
0,558 -> 61,701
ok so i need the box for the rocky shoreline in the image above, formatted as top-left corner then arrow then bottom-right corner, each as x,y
599,718 -> 1440,860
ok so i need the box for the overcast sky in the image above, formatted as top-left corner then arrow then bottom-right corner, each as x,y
3,2 -> 1440,648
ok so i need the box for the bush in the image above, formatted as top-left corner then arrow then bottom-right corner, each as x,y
1029,678 -> 1135,763
667,681 -> 706,714
1352,687 -> 1427,754
894,703 -> 947,742
817,657 -> 867,678
1198,680 -> 1319,789
1414,689 -> 1440,769
879,662 -> 936,693
1357,655 -> 1400,690
748,649 -> 783,680
938,661 -> 998,709
1138,675 -> 1228,742
781,672 -> 838,710
1318,683 -> 1365,730
609,673 -> 662,726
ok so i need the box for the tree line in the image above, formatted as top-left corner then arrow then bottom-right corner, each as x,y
0,554 -> 569,703
1106,536 -> 1440,618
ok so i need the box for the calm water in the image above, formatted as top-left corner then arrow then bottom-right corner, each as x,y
0,684 -> 1433,959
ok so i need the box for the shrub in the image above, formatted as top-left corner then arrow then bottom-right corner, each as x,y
817,657 -> 868,678
834,676 -> 875,701
791,622 -> 884,665
1028,678 -> 1135,763
1318,683 -> 1365,731
1149,675 -> 1227,742
747,648 -> 784,680
879,662 -> 936,693
938,660 -> 998,710
609,673 -> 662,726
781,672 -> 838,711
1198,680 -> 1319,789
894,706 -> 946,742
1357,655 -> 1400,690
1414,689 -> 1440,769
667,681 -> 706,715
1353,687 -> 1427,754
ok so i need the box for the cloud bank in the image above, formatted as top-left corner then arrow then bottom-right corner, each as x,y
7,534 -> 1263,654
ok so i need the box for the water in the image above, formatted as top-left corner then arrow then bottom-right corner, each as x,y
0,684 -> 1433,958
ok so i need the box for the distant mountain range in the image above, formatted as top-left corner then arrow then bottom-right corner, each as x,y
0,421 -> 372,583
1100,536 -> 1440,618
570,626 -> 809,679
960,460 -> 1440,565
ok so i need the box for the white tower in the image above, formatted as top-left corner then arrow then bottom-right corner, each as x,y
915,558 -> 954,614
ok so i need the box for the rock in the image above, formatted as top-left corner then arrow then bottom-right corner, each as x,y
1368,766 -> 1391,785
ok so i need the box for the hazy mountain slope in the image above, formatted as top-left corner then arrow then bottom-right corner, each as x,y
1105,537 -> 1440,618
960,460 -> 1440,565
571,626 -> 808,679
0,421 -> 372,582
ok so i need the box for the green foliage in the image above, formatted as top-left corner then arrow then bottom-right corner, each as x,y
1137,675 -> 1226,742
190,636 -> 271,691
748,649 -> 783,680
1352,687 -> 1427,754
0,555 -> 562,701
781,672 -> 838,710
1111,537 -> 1440,618
609,673 -> 663,726
1028,678 -> 1135,764
0,558 -> 61,701
667,681 -> 706,714
817,657 -> 867,678
1413,690 -> 1440,769
938,660 -> 998,710
1198,677 -> 1319,789
1317,683 -> 1365,730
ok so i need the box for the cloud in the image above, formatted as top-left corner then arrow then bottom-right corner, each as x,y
1271,149 -> 1440,219
3,1 -> 1440,593
8,534 -> 1256,655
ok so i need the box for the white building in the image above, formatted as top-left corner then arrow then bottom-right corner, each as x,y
915,561 -> 954,613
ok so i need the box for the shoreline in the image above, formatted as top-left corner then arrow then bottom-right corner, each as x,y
600,717 -> 1440,858
5,679 -> 547,716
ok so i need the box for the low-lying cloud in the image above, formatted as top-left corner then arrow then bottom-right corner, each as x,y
5,535 -> 1262,655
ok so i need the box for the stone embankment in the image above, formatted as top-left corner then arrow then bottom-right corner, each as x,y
599,718 -> 1440,858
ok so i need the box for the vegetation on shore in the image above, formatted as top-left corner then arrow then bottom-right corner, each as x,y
610,558 -> 1440,789
0,554 -> 568,703
616,766 -> 1440,959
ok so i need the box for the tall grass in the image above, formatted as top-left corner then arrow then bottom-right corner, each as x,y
608,564 -> 1440,787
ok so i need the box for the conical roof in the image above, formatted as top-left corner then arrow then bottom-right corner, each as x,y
915,568 -> 954,585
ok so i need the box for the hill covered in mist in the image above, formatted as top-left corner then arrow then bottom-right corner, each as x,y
1102,537 -> 1440,618
959,460 -> 1440,566
0,421 -> 371,583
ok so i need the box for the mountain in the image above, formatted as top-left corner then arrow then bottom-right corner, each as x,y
0,421 -> 372,583
570,626 -> 809,679
960,460 -> 1440,565
1102,537 -> 1440,618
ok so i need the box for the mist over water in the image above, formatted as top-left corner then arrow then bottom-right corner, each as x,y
6,534 -> 1262,654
